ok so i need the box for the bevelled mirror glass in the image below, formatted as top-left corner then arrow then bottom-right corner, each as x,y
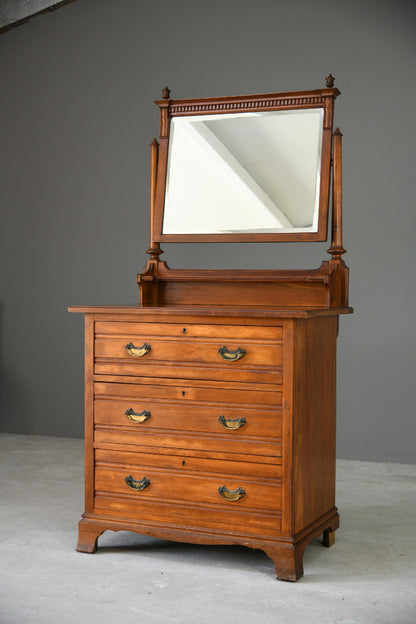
163,108 -> 324,235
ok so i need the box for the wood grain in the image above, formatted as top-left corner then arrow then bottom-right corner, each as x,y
292,316 -> 338,533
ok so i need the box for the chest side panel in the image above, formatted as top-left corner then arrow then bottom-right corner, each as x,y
292,316 -> 338,534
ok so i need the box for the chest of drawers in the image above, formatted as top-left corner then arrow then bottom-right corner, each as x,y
71,305 -> 344,581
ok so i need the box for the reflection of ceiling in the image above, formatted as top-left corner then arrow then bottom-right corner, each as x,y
205,111 -> 323,228
0,0 -> 76,34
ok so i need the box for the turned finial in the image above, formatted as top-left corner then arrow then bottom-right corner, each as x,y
325,74 -> 335,88
150,137 -> 159,147
162,86 -> 171,99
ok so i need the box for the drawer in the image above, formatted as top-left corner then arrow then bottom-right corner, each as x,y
94,396 -> 282,458
93,449 -> 282,537
95,321 -> 283,341
94,322 -> 283,384
94,381 -> 282,407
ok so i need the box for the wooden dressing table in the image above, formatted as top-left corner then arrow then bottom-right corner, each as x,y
70,76 -> 352,581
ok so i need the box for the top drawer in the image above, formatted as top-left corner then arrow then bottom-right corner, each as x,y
94,321 -> 283,384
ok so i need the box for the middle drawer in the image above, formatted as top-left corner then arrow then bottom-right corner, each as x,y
94,381 -> 282,458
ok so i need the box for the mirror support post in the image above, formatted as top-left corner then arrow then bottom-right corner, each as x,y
146,138 -> 162,261
139,138 -> 165,305
328,128 -> 346,259
327,128 -> 349,307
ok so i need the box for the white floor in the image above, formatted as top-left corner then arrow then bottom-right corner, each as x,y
0,433 -> 415,624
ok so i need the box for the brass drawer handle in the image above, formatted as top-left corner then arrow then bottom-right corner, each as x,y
125,475 -> 151,491
125,408 -> 151,423
218,415 -> 246,430
125,342 -> 151,357
218,346 -> 246,362
218,485 -> 246,501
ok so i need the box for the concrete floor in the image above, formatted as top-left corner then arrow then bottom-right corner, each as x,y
0,433 -> 415,624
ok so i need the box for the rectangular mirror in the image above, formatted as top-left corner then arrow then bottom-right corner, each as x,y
153,87 -> 339,242
163,109 -> 323,235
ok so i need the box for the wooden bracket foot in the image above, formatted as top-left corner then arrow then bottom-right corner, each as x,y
264,542 -> 306,581
263,512 -> 340,580
76,520 -> 105,554
323,527 -> 336,547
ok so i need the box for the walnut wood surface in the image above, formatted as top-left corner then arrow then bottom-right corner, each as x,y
95,336 -> 282,367
69,305 -> 352,318
94,398 -> 282,458
94,361 -> 282,385
94,428 -> 281,458
292,316 -> 338,533
96,448 -> 282,478
95,454 -> 281,513
95,320 -> 283,339
136,262 -> 350,309
94,398 -> 282,435
94,380 -> 281,406
90,500 -> 283,538
83,316 -> 94,515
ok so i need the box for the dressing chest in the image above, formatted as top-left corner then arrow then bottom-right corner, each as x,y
70,76 -> 352,580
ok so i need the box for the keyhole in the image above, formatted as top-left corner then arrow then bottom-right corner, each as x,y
182,328 -> 187,334
182,391 -> 186,397
182,460 -> 186,466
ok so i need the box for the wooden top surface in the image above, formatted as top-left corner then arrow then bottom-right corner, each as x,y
68,304 -> 353,319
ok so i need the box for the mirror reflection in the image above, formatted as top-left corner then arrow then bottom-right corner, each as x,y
162,108 -> 324,235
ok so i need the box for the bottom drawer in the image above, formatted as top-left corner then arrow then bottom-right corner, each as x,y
94,449 -> 282,538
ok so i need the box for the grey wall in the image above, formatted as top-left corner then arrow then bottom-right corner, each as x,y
1,0 -> 415,462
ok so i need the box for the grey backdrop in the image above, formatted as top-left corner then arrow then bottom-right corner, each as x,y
1,0 -> 415,462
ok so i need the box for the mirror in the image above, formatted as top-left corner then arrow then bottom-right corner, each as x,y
152,86 -> 339,243
163,108 -> 324,235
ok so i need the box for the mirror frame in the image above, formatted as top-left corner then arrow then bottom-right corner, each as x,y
152,85 -> 340,243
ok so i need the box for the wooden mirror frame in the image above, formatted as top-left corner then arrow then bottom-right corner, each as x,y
151,82 -> 340,243
139,76 -> 349,311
